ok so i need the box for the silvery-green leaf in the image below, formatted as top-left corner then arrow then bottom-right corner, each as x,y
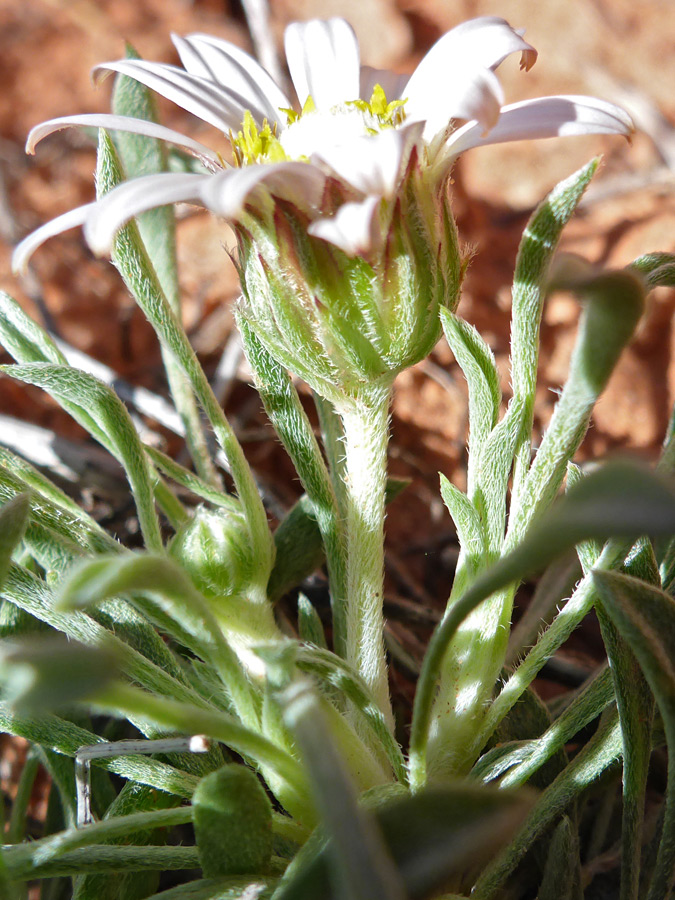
0,635 -> 119,711
592,570 -> 675,900
537,815 -> 581,900
1,362 -> 162,552
0,494 -> 29,588
440,309 -> 500,498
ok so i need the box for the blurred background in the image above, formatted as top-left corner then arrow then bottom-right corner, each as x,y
0,0 -> 674,724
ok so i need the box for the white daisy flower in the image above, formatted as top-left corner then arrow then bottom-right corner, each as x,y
13,16 -> 633,272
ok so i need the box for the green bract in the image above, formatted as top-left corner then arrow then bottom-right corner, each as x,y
236,158 -> 463,408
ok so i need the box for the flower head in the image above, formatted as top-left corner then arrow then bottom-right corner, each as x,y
12,17 -> 634,402
14,16 -> 633,269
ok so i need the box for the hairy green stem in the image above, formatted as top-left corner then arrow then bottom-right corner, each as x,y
339,386 -> 395,732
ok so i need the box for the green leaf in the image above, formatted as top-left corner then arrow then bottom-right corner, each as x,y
274,778 -> 535,900
409,460 -> 675,788
97,129 -> 272,585
280,679 -> 405,900
439,474 -> 487,577
3,804 -> 192,878
110,54 -> 221,488
592,570 -> 675,900
508,157 -> 600,508
295,646 -> 407,783
2,563 -> 208,711
0,702 -> 201,799
537,815 -> 581,900
111,45 -> 178,308
583,537 -> 658,900
440,309 -> 500,498
145,445 -> 238,512
508,264 -> 645,540
471,709 -> 622,899
629,251 -> 675,288
238,316 -> 347,652
1,362 -> 162,551
142,877 -> 276,900
0,291 -> 65,365
297,594 -> 327,649
3,845 -> 200,880
0,494 -> 29,588
57,554 -> 259,727
193,765 -> 273,877
497,666 -> 614,789
0,635 -> 119,711
0,293 -> 117,455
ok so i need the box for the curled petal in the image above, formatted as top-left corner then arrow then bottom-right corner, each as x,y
401,16 -> 536,106
12,203 -> 96,273
202,162 -> 327,218
312,122 -> 423,197
308,196 -> 381,256
84,173 -> 211,255
172,33 -> 291,128
26,114 -> 221,170
443,95 -> 635,162
285,18 -> 360,111
406,63 -> 504,141
93,60 -> 254,133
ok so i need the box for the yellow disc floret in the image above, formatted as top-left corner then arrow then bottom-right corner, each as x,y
347,84 -> 407,130
230,111 -> 289,166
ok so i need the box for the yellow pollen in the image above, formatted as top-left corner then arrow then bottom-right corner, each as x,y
347,84 -> 407,129
230,110 -> 288,166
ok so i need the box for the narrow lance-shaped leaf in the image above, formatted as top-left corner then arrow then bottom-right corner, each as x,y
279,679 -> 405,900
508,262 -> 645,542
0,362 -> 162,552
0,291 -> 112,450
57,554 -> 260,728
508,157 -> 600,507
440,309 -> 500,499
0,702 -> 201,799
96,130 -> 273,590
577,526 -> 658,900
0,635 -> 119,711
238,314 -> 347,653
592,570 -> 675,900
409,460 -> 675,789
110,53 -> 221,487
0,494 -> 30,589
471,709 -> 623,899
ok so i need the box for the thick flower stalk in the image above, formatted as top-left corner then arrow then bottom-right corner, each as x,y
13,16 -> 633,725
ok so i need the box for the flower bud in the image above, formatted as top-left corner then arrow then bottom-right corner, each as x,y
169,505 -> 261,601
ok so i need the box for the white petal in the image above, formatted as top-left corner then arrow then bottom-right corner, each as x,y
172,33 -> 291,128
444,95 -> 635,160
405,63 -> 504,141
359,66 -> 408,103
401,17 -> 536,103
201,162 -> 327,218
93,60 -> 253,133
312,122 -> 422,197
26,114 -> 221,170
84,173 -> 211,255
284,18 -> 360,111
399,16 -> 537,139
12,203 -> 96,273
308,196 -> 381,256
